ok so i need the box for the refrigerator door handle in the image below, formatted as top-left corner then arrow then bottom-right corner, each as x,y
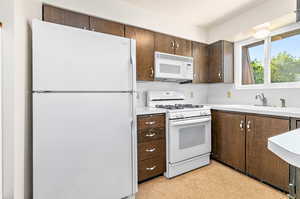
130,39 -> 137,92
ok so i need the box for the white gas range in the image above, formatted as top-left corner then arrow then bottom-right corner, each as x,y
147,91 -> 211,178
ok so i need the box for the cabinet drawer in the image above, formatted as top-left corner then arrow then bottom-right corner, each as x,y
138,128 -> 165,143
138,156 -> 165,182
138,114 -> 165,130
138,140 -> 165,161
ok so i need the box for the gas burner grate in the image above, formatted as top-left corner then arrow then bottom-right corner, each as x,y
155,104 -> 204,110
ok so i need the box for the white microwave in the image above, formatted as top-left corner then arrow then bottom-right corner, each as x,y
154,52 -> 194,82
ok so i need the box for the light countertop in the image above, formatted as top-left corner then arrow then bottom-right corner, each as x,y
268,128 -> 300,168
210,104 -> 300,118
136,104 -> 300,118
136,107 -> 166,115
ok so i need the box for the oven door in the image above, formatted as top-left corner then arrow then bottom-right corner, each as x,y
169,116 -> 211,164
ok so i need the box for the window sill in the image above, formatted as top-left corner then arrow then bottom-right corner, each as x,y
235,82 -> 300,90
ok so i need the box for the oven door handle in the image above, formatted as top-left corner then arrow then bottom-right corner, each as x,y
170,118 -> 211,126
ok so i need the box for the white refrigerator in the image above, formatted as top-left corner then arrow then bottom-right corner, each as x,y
32,19 -> 137,199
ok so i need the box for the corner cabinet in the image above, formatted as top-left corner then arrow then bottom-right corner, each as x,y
125,26 -> 155,81
212,110 -> 289,192
154,33 -> 192,57
208,40 -> 234,83
192,42 -> 209,83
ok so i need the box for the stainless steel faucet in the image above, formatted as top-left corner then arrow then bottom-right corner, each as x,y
255,92 -> 268,106
280,98 -> 286,108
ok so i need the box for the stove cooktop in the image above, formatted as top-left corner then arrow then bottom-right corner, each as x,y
155,104 -> 204,110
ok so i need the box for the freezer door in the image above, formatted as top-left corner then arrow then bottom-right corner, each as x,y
33,93 -> 136,199
32,19 -> 135,91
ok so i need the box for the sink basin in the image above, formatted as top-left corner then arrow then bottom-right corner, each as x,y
268,129 -> 300,168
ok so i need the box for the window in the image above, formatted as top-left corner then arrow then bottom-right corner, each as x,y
235,23 -> 300,89
242,41 -> 264,85
270,29 -> 300,83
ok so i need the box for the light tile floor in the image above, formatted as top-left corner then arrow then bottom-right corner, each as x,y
137,161 -> 288,199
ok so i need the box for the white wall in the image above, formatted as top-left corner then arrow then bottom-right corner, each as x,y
137,82 -> 209,107
208,0 -> 296,42
0,0 -> 16,198
206,0 -> 300,108
208,84 -> 300,107
14,1 -> 43,199
42,0 -> 208,43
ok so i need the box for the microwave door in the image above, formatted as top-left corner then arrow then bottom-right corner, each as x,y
155,59 -> 184,80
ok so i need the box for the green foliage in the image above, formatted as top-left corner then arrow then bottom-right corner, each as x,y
250,60 -> 264,84
250,51 -> 300,84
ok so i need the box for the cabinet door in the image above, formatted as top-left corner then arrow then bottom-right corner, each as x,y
246,115 -> 289,191
208,41 -> 223,83
154,33 -> 175,54
290,118 -> 300,130
192,42 -> 209,83
90,17 -> 124,37
125,26 -> 155,81
212,111 -> 246,172
43,5 -> 90,29
174,38 -> 192,56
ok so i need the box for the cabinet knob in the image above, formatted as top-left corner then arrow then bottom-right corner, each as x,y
175,41 -> 179,49
218,72 -> 222,79
145,148 -> 156,153
171,41 -> 175,49
150,68 -> 154,78
145,121 -> 156,125
247,121 -> 251,131
240,120 -> 244,131
146,166 -> 157,171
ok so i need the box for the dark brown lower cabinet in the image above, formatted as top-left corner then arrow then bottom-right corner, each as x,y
212,111 -> 246,172
212,110 -> 290,192
137,114 -> 166,182
246,115 -> 289,192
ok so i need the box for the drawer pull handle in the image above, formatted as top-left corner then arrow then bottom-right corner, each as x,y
146,166 -> 156,171
145,132 -> 156,137
145,148 -> 156,152
145,121 -> 156,125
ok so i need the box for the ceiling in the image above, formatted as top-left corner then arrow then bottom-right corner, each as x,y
120,0 -> 267,28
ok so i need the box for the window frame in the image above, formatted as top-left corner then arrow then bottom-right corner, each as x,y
235,23 -> 300,89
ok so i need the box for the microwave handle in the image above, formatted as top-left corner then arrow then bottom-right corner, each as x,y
171,118 -> 211,127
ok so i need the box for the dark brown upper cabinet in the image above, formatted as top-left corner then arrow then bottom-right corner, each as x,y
208,40 -> 234,83
90,17 -> 125,37
154,33 -> 175,55
125,26 -> 155,81
192,42 -> 209,83
155,33 -> 192,57
43,5 -> 90,30
174,37 -> 192,57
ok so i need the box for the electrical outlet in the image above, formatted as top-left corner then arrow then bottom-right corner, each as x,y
227,91 -> 232,98
190,92 -> 194,98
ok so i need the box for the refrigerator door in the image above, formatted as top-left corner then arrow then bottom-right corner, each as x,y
33,93 -> 136,199
32,19 -> 135,91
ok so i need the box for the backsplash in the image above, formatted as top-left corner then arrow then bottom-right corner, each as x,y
137,81 -> 209,107
207,84 -> 300,108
